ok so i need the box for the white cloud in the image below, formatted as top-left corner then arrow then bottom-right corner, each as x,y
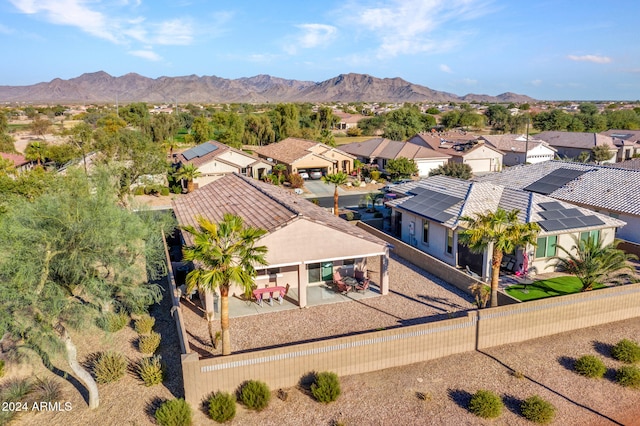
151,19 -> 194,45
344,0 -> 494,58
285,23 -> 337,54
531,79 -> 543,86
462,78 -> 478,86
128,49 -> 161,61
440,64 -> 452,73
567,54 -> 612,64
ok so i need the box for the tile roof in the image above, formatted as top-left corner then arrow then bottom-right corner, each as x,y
409,132 -> 502,158
172,173 -> 388,247
250,138 -> 354,165
613,158 -> 640,171
475,160 -> 640,215
534,131 -> 614,149
480,134 -> 554,154
387,175 -> 624,234
341,138 -> 450,160
0,152 -> 29,167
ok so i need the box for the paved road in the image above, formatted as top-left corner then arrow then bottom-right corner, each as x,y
302,179 -> 345,196
303,193 -> 371,209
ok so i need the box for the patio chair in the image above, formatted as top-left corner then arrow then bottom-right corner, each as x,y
355,278 -> 369,293
332,271 -> 350,294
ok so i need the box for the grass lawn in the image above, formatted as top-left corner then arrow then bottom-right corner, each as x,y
334,135 -> 371,145
505,275 -> 606,301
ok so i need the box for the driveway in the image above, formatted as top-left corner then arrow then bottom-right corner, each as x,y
303,179 -> 347,197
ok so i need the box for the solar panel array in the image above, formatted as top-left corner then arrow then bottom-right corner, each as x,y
524,168 -> 588,195
182,143 -> 218,161
536,200 -> 605,232
399,187 -> 463,223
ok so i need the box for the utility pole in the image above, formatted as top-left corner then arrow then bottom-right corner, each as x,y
524,116 -> 530,165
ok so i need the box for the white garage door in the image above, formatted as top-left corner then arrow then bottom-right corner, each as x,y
464,159 -> 491,173
417,161 -> 444,177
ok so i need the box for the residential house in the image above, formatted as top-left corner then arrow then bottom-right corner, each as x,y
0,152 -> 33,173
172,173 -> 390,309
340,137 -> 451,177
386,175 -> 624,280
175,141 -> 272,188
408,132 -> 504,174
480,134 -> 556,166
601,129 -> 640,161
613,158 -> 640,171
251,137 -> 355,176
333,110 -> 365,130
535,131 -> 617,163
476,161 -> 640,243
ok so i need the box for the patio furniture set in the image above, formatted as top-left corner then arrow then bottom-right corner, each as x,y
253,284 -> 290,307
332,270 -> 370,294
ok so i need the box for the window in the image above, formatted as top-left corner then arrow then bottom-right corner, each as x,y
446,229 -> 453,254
609,212 -> 620,219
536,236 -> 557,258
307,262 -> 333,283
580,230 -> 600,244
422,220 -> 430,244
241,167 -> 248,175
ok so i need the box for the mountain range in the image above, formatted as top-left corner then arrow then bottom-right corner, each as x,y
0,71 -> 535,104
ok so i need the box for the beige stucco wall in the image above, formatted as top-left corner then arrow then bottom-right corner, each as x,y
292,155 -> 335,173
194,161 -> 237,187
460,145 -> 503,173
217,150 -> 258,167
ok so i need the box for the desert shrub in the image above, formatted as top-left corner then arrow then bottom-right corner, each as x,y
611,339 -> 640,364
94,351 -> 127,384
134,314 -> 156,335
0,359 -> 5,378
139,331 -> 161,355
160,187 -> 170,196
574,355 -> 606,378
310,371 -> 341,403
31,377 -> 63,402
155,398 -> 192,426
1,378 -> 33,402
171,185 -> 183,194
468,389 -> 503,419
96,311 -> 129,333
137,355 -> 164,386
369,170 -> 380,181
238,380 -> 271,411
521,395 -> 556,424
616,365 -> 640,388
344,211 -> 354,221
133,186 -> 145,196
208,391 -> 236,423
288,173 -> 304,189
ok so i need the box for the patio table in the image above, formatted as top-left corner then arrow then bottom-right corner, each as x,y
253,286 -> 287,306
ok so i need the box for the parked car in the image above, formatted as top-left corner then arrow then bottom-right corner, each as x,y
298,169 -> 310,179
309,169 -> 323,180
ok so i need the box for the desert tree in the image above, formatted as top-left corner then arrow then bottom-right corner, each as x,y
322,172 -> 349,216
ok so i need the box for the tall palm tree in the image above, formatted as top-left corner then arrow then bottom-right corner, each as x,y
551,236 -> 638,291
182,214 -> 268,355
176,163 -> 201,193
322,171 -> 349,216
459,208 -> 541,307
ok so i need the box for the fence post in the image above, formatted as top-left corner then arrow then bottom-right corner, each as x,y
182,352 -> 201,405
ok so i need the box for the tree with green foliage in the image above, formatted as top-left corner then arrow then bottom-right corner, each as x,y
429,162 -> 473,180
0,132 -> 16,153
322,172 -> 349,216
484,104 -> 510,132
270,103 -> 301,141
211,111 -> 245,148
182,214 -> 268,355
591,144 -> 615,163
243,114 -> 275,146
0,168 -> 172,408
120,102 -> 151,130
25,140 -> 48,166
385,157 -> 418,179
191,116 -> 212,145
357,115 -> 386,136
176,163 -> 201,193
30,116 -> 52,141
149,113 -> 179,144
440,110 -> 461,130
459,208 -> 541,307
551,236 -> 637,291
604,109 -> 640,130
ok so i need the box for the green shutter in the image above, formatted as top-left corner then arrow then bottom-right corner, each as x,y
536,237 -> 546,258
548,235 -> 557,257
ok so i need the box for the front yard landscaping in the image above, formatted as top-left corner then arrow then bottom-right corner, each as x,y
505,276 -> 606,301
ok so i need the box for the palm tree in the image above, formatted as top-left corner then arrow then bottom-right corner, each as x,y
272,163 -> 287,184
176,163 -> 201,193
459,208 -> 541,307
322,171 -> 349,216
182,214 -> 268,355
551,236 -> 638,291
25,140 -> 47,167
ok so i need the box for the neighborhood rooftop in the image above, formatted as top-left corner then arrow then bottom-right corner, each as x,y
475,160 -> 640,216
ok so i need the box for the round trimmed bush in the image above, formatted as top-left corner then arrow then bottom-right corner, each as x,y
155,398 -> 192,426
93,351 -> 127,384
574,355 -> 606,378
137,355 -> 164,386
611,339 -> 640,364
468,389 -> 503,419
310,371 -> 341,403
134,314 -> 155,335
615,365 -> 640,388
521,395 -> 556,424
96,311 -> 129,332
139,331 -> 161,355
208,391 -> 236,423
238,380 -> 271,411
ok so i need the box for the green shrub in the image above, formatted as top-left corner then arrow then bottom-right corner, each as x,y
468,389 -> 503,419
94,351 -> 127,384
616,365 -> 640,388
288,173 -> 304,189
1,378 -> 33,402
155,398 -> 192,426
344,211 -> 355,221
238,380 -> 271,411
0,359 -> 5,378
96,311 -> 129,333
208,392 -> 236,423
133,186 -> 145,196
139,331 -> 161,355
369,170 -> 380,181
310,371 -> 341,403
31,377 -> 63,402
611,339 -> 640,364
521,395 -> 556,424
160,187 -> 170,196
134,314 -> 156,335
171,185 -> 183,194
574,355 -> 606,378
137,355 -> 164,386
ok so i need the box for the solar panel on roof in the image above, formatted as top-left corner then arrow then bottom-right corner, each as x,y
397,188 -> 463,223
560,217 -> 584,229
538,219 -> 564,232
524,168 -> 589,195
579,215 -> 606,227
539,210 -> 566,220
539,201 -> 564,211
181,142 -> 218,161
561,208 -> 584,218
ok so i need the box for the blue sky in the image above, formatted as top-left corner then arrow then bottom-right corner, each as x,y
1,0 -> 639,101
